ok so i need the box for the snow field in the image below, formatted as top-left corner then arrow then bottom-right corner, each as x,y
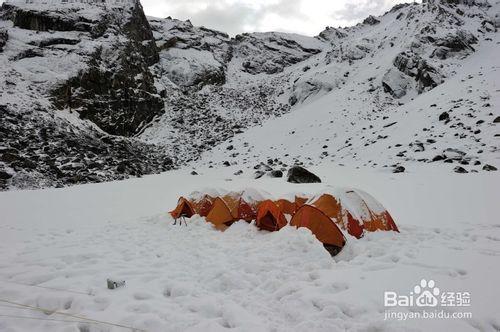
0,165 -> 499,331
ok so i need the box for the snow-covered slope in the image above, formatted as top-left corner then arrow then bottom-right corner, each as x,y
139,20 -> 325,164
200,24 -> 500,174
1,0 -> 499,191
198,0 -> 500,175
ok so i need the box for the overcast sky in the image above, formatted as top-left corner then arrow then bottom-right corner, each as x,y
0,0 -> 416,36
141,0 -> 415,36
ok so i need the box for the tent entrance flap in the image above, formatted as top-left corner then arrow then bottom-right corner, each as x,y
259,211 -> 278,232
255,200 -> 287,232
170,197 -> 195,220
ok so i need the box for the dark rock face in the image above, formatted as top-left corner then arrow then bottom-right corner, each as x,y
431,30 -> 478,59
0,28 -> 7,52
431,46 -> 449,60
149,17 -> 230,89
454,166 -> 468,173
483,164 -> 497,171
317,27 -> 347,41
254,170 -> 265,179
269,170 -> 283,178
393,52 -> 442,93
0,105 -> 174,190
493,116 -> 500,123
427,0 -> 488,7
393,165 -> 406,173
363,15 -> 380,25
287,166 -> 321,183
234,33 -> 322,75
51,2 -> 163,136
435,30 -> 477,52
6,5 -> 101,35
439,111 -> 450,121
0,169 -> 13,180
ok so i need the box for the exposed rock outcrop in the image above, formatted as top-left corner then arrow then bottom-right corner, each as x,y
50,1 -> 163,136
382,69 -> 412,98
392,51 -> 443,93
150,17 -> 230,89
0,28 -> 7,52
235,33 -> 323,75
363,15 -> 380,25
287,166 -> 321,184
0,105 -> 174,190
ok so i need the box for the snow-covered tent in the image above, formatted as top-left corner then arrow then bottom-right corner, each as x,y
309,188 -> 399,238
290,204 -> 346,256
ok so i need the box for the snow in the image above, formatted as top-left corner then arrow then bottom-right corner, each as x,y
199,22 -> 500,173
1,0 -> 499,330
1,165 -> 499,331
160,48 -> 223,87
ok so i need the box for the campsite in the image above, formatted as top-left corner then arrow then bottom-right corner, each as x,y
1,165 -> 499,331
170,186 -> 399,255
0,0 -> 499,330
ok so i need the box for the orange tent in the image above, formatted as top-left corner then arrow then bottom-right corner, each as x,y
221,193 -> 257,222
310,194 -> 341,219
295,195 -> 308,210
206,197 -> 234,230
290,205 -> 346,256
169,197 -> 195,220
309,193 -> 364,237
342,189 -> 399,236
190,194 -> 215,217
275,198 -> 296,215
309,190 -> 398,239
255,200 -> 287,231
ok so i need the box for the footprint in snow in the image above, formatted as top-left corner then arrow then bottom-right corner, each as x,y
133,292 -> 153,300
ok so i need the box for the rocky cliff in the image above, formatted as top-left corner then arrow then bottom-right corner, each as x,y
0,0 -> 172,189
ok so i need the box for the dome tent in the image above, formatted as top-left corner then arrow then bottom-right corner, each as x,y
309,188 -> 399,238
205,197 -> 234,231
290,204 -> 346,256
189,194 -> 216,217
169,197 -> 195,220
255,200 -> 287,232
274,198 -> 296,215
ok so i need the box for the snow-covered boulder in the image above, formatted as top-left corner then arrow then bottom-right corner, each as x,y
161,49 -> 225,88
382,68 -> 412,98
392,51 -> 443,93
234,32 -> 324,74
363,15 -> 380,25
150,17 -> 231,89
287,166 -> 321,184
317,26 -> 348,42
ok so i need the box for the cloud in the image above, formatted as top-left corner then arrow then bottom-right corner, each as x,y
141,0 -> 416,36
141,0 -> 306,36
166,2 -> 263,35
332,0 -> 396,24
0,0 -> 415,36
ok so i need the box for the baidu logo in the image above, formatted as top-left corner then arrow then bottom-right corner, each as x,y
414,279 -> 440,307
384,279 -> 470,308
383,279 -> 472,320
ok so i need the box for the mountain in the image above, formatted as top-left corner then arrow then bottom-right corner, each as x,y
0,0 -> 498,190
